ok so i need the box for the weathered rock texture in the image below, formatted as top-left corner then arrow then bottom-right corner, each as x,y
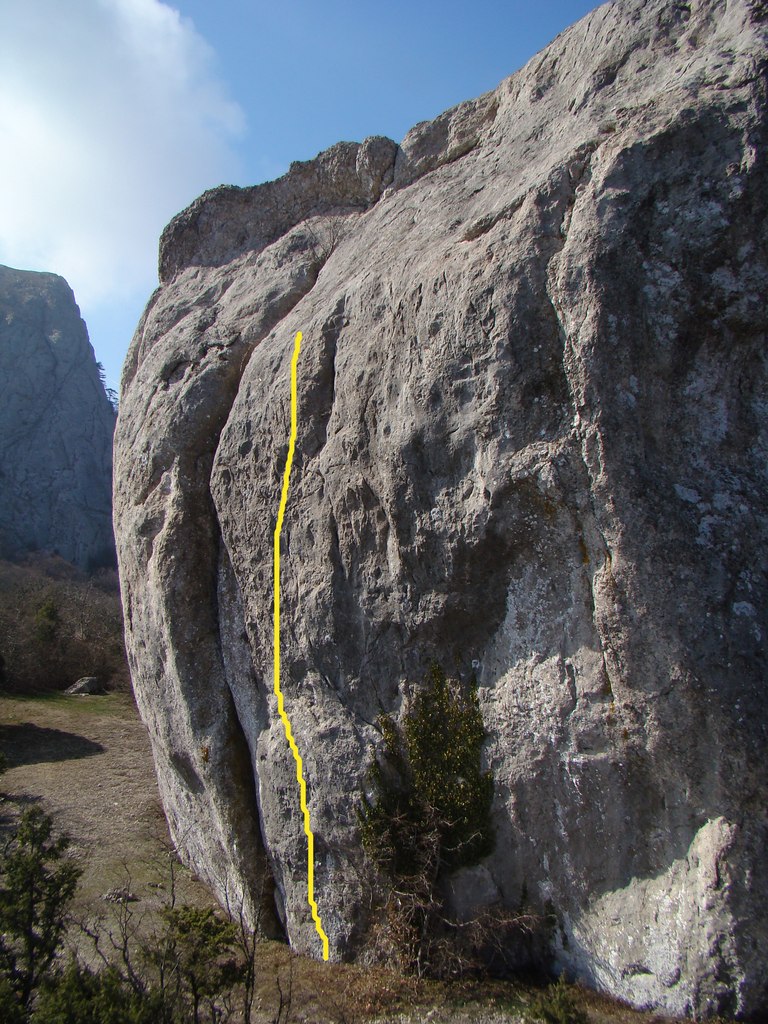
0,265 -> 116,570
114,0 -> 768,1016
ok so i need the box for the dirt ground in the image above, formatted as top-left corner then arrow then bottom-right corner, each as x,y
0,692 -> 685,1024
0,692 -> 211,925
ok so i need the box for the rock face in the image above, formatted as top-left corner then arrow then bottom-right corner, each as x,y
113,0 -> 768,1016
0,266 -> 116,570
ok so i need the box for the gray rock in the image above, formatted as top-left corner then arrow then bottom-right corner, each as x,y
0,266 -> 116,570
114,0 -> 768,1016
66,676 -> 104,695
102,887 -> 138,904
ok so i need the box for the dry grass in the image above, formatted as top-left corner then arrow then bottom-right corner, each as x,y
0,692 -> 210,932
0,691 -> 699,1024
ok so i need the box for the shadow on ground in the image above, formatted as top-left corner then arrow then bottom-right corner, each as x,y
0,722 -> 105,767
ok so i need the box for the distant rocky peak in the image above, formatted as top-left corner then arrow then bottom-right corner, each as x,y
0,264 -> 116,570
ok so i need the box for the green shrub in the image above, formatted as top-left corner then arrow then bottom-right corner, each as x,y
0,975 -> 26,1024
143,906 -> 244,1024
0,807 -> 81,1013
0,806 -> 254,1023
32,966 -> 163,1024
360,662 -> 494,881
359,663 -> 495,975
529,975 -> 589,1024
33,598 -> 61,646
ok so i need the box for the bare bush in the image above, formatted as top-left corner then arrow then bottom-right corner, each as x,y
305,215 -> 348,264
0,556 -> 128,693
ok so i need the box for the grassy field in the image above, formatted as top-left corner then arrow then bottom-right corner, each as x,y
0,692 -> 684,1023
0,692 -> 209,929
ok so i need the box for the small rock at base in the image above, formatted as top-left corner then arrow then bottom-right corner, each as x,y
66,676 -> 104,695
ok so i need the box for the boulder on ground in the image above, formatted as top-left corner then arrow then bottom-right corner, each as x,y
66,676 -> 104,695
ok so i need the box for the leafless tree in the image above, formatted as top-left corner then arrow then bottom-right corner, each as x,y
305,215 -> 348,264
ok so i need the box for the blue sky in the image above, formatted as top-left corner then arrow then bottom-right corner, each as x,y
0,0 -> 601,392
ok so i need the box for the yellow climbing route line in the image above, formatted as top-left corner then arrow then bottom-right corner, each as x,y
273,330 -> 330,962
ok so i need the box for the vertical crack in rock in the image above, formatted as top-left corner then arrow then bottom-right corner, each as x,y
115,245 -> 329,928
116,141 -> 401,937
216,539 -> 284,938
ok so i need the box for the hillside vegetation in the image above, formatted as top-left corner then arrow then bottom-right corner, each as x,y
0,555 -> 128,694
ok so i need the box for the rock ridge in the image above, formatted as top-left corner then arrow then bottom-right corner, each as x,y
0,265 -> 116,570
158,137 -> 398,283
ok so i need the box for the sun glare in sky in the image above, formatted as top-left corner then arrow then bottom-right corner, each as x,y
0,0 -> 600,390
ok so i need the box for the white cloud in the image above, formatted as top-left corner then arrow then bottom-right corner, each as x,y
0,0 -> 245,308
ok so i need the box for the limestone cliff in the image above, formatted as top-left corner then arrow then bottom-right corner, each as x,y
0,265 -> 116,570
114,0 -> 768,1015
